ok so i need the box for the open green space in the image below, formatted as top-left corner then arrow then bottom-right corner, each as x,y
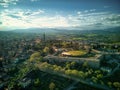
65,50 -> 87,57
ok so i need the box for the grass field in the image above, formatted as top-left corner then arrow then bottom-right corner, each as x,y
64,50 -> 87,57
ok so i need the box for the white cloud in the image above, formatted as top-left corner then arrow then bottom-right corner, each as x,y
77,11 -> 81,15
0,0 -> 19,7
0,9 -> 120,30
90,9 -> 96,12
69,11 -> 120,30
0,9 -> 70,30
30,9 -> 45,16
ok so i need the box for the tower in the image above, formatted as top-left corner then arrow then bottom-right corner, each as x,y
43,32 -> 45,42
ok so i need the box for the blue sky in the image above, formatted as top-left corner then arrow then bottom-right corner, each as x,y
0,0 -> 120,30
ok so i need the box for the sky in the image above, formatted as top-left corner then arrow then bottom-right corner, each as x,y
0,0 -> 120,30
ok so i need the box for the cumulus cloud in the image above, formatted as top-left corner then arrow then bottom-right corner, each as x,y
77,11 -> 81,15
0,0 -> 19,7
105,15 -> 120,21
69,11 -> 120,30
0,9 -> 120,30
0,9 -> 69,30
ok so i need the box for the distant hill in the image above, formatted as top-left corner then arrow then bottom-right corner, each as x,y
11,28 -> 57,33
1,27 -> 120,34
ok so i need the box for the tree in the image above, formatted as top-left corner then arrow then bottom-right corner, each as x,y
62,42 -> 68,48
43,47 -> 49,54
71,70 -> 79,76
87,69 -> 93,75
113,82 -> 120,89
65,69 -> 71,75
95,70 -> 101,74
78,71 -> 85,79
49,82 -> 55,90
107,82 -> 112,87
92,76 -> 98,83
82,61 -> 89,68
96,74 -> 103,79
70,61 -> 76,68
65,62 -> 71,69
38,56 -> 43,62
100,80 -> 104,85
34,78 -> 40,87
49,47 -> 54,54
30,52 -> 42,62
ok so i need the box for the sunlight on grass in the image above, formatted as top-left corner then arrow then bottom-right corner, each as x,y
65,50 -> 87,56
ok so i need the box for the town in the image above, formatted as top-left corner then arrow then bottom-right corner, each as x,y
0,29 -> 120,90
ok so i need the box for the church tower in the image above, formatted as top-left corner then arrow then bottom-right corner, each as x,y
43,32 -> 45,42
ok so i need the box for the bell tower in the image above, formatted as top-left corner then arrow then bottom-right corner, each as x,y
43,32 -> 45,42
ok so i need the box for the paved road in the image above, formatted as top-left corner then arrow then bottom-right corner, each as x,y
44,55 -> 99,62
104,63 -> 120,78
64,81 -> 79,90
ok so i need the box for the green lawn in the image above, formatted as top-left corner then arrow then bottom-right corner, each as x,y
66,50 -> 87,56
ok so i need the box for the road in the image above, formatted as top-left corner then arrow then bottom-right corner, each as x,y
104,63 -> 120,78
44,55 -> 100,62
64,81 -> 79,90
92,49 -> 120,54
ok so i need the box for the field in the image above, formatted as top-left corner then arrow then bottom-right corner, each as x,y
64,50 -> 87,57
